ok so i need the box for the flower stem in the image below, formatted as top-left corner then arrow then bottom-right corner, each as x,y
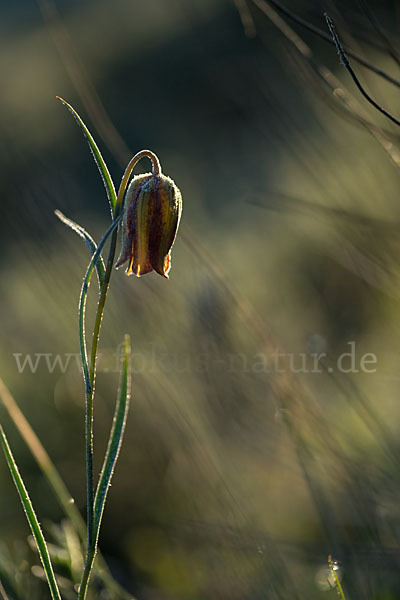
77,216 -> 121,600
78,150 -> 160,600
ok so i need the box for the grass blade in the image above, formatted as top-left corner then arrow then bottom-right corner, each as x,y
0,578 -> 11,600
55,210 -> 106,287
0,426 -> 61,600
0,378 -> 135,599
56,96 -> 118,216
93,334 -> 131,543
0,377 -> 83,537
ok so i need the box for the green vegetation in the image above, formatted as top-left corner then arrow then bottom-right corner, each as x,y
1,1 -> 400,598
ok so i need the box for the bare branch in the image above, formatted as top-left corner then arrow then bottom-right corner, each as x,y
250,0 -> 400,89
325,13 -> 400,128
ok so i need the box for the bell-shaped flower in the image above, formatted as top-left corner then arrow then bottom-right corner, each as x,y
116,172 -> 182,278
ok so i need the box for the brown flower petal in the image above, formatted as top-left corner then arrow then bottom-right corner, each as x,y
116,172 -> 182,278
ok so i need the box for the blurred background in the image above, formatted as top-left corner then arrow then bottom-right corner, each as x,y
2,0 -> 400,598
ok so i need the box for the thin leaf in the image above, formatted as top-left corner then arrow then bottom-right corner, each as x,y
77,334 -> 131,600
0,426 -> 61,600
0,378 -> 135,599
56,96 -> 118,215
0,377 -> 84,538
76,215 -> 123,600
93,334 -> 131,545
78,215 -> 122,399
55,210 -> 106,287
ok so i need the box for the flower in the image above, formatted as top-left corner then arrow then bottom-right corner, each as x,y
116,172 -> 182,278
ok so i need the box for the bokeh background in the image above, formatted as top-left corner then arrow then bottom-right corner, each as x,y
2,0 -> 400,598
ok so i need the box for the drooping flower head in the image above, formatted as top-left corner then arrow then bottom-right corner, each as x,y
116,169 -> 182,279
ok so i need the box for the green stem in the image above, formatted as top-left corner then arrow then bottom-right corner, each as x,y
0,379 -> 133,599
93,335 -> 131,548
78,216 -> 121,578
328,555 -> 347,600
78,150 -> 159,600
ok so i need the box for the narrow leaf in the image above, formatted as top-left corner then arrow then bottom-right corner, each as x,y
0,377 -> 85,538
56,96 -> 118,215
55,210 -> 106,287
0,426 -> 61,600
78,215 -> 122,398
0,379 -> 135,599
93,334 -> 131,544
